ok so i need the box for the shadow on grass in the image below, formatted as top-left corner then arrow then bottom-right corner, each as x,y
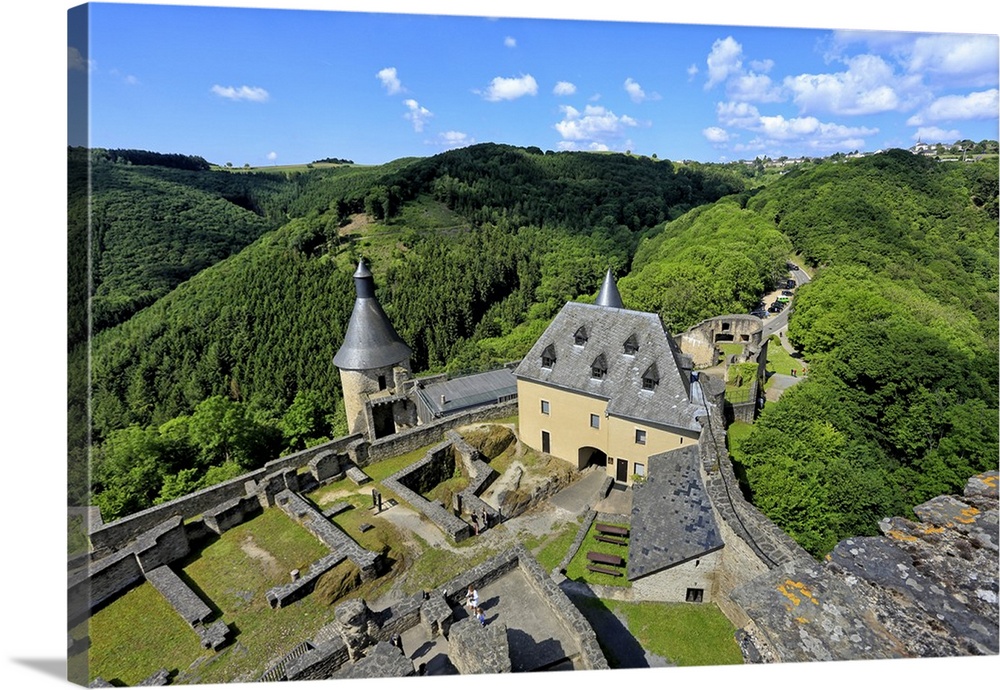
566,590 -> 658,669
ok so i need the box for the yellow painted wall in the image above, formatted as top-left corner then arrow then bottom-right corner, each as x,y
516,379 -> 697,483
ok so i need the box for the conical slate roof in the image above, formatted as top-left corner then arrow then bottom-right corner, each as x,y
333,260 -> 412,371
595,268 -> 625,309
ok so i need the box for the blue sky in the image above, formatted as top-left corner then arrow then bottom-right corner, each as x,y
69,1 -> 999,166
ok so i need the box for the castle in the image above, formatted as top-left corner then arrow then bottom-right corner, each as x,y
69,259 -> 998,685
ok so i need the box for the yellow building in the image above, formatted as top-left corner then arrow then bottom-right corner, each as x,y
513,270 -> 706,484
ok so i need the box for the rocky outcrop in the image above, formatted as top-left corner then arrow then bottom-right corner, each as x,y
732,470 -> 999,662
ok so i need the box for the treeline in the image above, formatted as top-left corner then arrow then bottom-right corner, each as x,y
90,147 -> 213,171
312,157 -> 355,165
731,150 -> 998,557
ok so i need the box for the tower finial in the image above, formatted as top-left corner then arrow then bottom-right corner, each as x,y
595,268 -> 624,309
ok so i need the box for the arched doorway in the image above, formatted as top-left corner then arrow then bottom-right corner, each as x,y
577,446 -> 607,470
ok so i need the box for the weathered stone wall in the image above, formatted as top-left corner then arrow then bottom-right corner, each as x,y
366,399 -> 517,464
67,549 -> 143,625
87,434 -> 363,557
266,553 -> 347,609
283,626 -> 350,681
145,565 -> 212,625
202,496 -> 262,535
133,517 -> 192,572
630,549 -> 724,603
274,490 -> 381,578
438,547 -> 609,671
448,617 -> 511,674
678,314 -> 764,368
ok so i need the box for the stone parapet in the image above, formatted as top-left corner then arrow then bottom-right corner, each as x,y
265,553 -> 347,609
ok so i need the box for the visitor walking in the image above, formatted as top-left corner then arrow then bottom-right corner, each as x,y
475,606 -> 486,627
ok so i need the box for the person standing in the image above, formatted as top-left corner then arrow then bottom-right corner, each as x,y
476,606 -> 486,627
466,585 -> 479,612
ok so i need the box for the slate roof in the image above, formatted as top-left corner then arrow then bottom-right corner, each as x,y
333,260 -> 413,371
513,301 -> 704,432
627,445 -> 724,579
415,368 -> 518,417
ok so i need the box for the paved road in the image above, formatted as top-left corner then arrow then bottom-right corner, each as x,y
762,265 -> 811,340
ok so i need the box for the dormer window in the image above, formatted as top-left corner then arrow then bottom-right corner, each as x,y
574,325 -> 589,347
541,344 -> 556,369
591,354 -> 607,379
623,334 -> 639,356
642,363 -> 659,391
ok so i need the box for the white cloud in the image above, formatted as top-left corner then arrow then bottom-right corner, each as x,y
111,68 -> 139,86
729,72 -> 782,103
784,54 -> 915,115
504,36 -> 517,48
705,36 -> 743,89
481,74 -> 538,101
553,81 -> 577,96
716,101 -> 761,127
554,104 -> 638,147
906,34 -> 999,83
211,85 -> 269,102
703,127 -> 730,143
266,151 -> 277,161
755,114 -> 877,145
687,64 -> 699,80
913,126 -> 962,143
436,131 -> 475,149
403,98 -> 433,132
624,78 -> 646,103
68,46 -> 91,72
750,59 -> 775,73
376,67 -> 403,95
906,88 -> 999,125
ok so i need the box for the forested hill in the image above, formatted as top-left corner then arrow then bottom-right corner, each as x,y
71,144 -> 747,515
731,150 -> 998,557
71,143 -> 999,556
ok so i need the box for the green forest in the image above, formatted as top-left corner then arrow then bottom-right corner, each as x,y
68,143 -> 999,560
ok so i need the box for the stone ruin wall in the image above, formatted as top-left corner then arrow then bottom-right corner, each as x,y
677,314 -> 764,369
82,399 -> 517,561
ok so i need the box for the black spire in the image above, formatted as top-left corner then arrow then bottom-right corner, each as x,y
333,260 -> 413,370
595,268 -> 625,309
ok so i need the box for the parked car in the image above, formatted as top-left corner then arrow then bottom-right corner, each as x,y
768,302 -> 784,313
750,309 -> 767,318
781,290 -> 794,296
786,279 -> 797,289
787,262 -> 800,271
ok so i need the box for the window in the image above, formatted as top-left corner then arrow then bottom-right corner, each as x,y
574,325 -> 589,346
635,429 -> 647,445
541,344 -> 556,369
590,413 -> 600,429
634,462 -> 645,477
686,588 -> 704,603
541,430 -> 551,453
623,334 -> 639,356
540,400 -> 550,415
641,363 -> 659,391
377,374 -> 387,391
591,354 -> 607,379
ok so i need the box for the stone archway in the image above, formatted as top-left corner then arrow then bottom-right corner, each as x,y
577,446 -> 607,471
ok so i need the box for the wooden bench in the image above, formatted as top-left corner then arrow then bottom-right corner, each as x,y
595,523 -> 629,537
587,551 -> 624,567
587,564 -> 622,576
596,534 -> 627,546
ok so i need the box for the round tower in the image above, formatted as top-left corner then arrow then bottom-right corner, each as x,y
333,260 -> 413,438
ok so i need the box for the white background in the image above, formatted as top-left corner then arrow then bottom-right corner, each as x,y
1,2 -> 997,689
